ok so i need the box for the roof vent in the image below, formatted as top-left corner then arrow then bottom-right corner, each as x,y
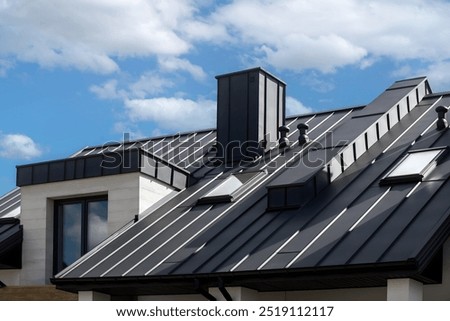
297,123 -> 310,145
436,105 -> 449,130
278,125 -> 290,149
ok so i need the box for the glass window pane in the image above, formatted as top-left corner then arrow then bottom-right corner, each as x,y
205,175 -> 244,198
62,203 -> 82,268
87,200 -> 108,251
389,150 -> 441,177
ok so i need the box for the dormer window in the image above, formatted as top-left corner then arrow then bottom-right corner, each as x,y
380,147 -> 447,185
54,196 -> 108,273
198,171 -> 265,204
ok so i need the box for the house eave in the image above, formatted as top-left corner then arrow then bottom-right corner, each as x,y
51,260 -> 435,297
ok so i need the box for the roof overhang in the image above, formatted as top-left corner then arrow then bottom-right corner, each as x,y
16,148 -> 191,190
52,258 -> 441,297
0,218 -> 23,269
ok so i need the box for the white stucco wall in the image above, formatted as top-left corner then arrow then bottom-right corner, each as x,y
0,172 -> 174,287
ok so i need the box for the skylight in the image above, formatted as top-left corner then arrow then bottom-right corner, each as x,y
380,147 -> 447,185
198,171 -> 264,204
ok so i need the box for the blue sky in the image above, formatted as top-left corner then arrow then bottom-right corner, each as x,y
1,0 -> 450,195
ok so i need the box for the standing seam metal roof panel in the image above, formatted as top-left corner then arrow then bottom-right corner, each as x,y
53,85 -> 450,296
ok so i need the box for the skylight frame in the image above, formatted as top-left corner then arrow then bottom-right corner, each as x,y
380,147 -> 448,186
197,170 -> 266,205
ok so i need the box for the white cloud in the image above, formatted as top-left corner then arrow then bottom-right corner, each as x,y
0,59 -> 13,77
301,72 -> 336,93
158,57 -> 207,81
261,34 -> 367,73
421,61 -> 450,92
394,60 -> 450,92
6,0 -> 450,136
3,0 -> 450,80
0,134 -> 42,159
212,0 -> 450,73
0,0 -> 197,73
125,97 -> 216,131
90,73 -> 175,100
90,79 -> 122,100
129,73 -> 175,98
286,96 -> 312,116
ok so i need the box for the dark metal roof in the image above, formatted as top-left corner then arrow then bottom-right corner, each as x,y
53,77 -> 450,296
0,218 -> 23,269
74,128 -> 216,172
15,128 -> 216,190
0,188 -> 20,219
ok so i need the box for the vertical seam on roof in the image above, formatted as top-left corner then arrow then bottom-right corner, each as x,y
348,187 -> 392,232
381,97 -> 442,154
168,131 -> 213,163
232,111 -> 352,271
257,230 -> 300,270
0,199 -> 21,217
285,208 -> 348,268
260,112 -> 338,171
259,101 -> 437,270
377,176 -> 450,264
179,136 -> 216,167
118,206 -> 207,277
56,218 -> 135,278
230,254 -> 250,272
63,171 -> 224,278
159,133 -> 197,159
186,193 -> 268,274
0,192 -> 20,209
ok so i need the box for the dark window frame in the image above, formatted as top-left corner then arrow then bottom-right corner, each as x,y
53,195 -> 108,274
380,147 -> 448,186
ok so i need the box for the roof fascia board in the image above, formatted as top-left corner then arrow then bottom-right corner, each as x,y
52,260 -> 426,295
16,148 -> 191,190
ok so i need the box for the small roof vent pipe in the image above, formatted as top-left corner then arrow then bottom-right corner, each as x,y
278,125 -> 290,149
436,105 -> 449,130
297,123 -> 310,145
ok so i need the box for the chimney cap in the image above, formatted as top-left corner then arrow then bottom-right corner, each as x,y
215,67 -> 287,85
297,123 -> 309,130
436,105 -> 449,131
436,105 -> 449,113
278,125 -> 290,133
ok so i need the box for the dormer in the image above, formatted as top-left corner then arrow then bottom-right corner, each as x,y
267,77 -> 431,210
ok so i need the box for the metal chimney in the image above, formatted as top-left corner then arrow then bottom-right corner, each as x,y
216,68 -> 286,163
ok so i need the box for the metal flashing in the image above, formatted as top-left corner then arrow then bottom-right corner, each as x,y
215,67 -> 287,85
16,148 -> 191,190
